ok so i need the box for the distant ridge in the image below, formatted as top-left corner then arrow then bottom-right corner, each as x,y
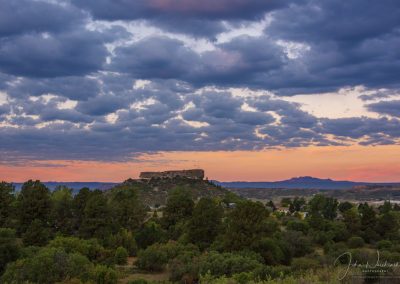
10,176 -> 400,191
215,176 -> 400,190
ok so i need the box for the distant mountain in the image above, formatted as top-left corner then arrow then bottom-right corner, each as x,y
215,176 -> 399,190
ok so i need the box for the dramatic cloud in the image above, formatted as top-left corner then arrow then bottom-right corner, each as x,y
110,35 -> 285,88
0,0 -> 86,37
73,0 -> 288,37
0,0 -> 399,164
367,100 -> 400,118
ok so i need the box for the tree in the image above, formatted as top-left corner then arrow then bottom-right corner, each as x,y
198,251 -> 263,277
80,191 -> 112,239
266,200 -> 276,211
379,201 -> 393,214
136,244 -> 168,271
17,180 -> 51,234
223,200 -> 270,251
162,187 -> 194,229
343,207 -> 361,235
72,187 -> 92,231
289,197 -> 306,213
50,186 -> 74,235
0,182 -> 15,227
252,237 -> 286,265
187,197 -> 223,250
108,229 -> 138,256
308,195 -> 338,220
22,218 -> 52,246
338,201 -> 353,213
114,246 -> 128,265
283,230 -> 313,257
376,212 -> 399,239
358,203 -> 377,228
1,247 -> 94,284
108,185 -> 147,231
358,203 -> 377,242
135,221 -> 166,249
0,228 -> 19,273
92,264 -> 118,284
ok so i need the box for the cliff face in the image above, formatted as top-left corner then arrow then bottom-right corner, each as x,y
139,169 -> 205,180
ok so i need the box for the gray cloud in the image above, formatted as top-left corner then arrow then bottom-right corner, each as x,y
0,0 -> 86,37
0,30 -> 110,78
367,100 -> 400,117
0,0 -> 400,164
72,0 -> 288,37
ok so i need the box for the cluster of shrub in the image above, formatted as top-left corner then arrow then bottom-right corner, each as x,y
1,180 -> 400,283
0,180 -> 146,283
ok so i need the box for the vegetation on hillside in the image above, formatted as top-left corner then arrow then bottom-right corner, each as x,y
1,179 -> 400,283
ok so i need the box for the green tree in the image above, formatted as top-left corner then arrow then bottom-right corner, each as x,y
80,191 -> 112,239
198,251 -> 263,277
0,228 -> 19,273
266,200 -> 276,211
48,236 -> 106,262
22,218 -> 52,246
289,197 -> 306,213
108,229 -> 138,256
338,201 -> 353,213
162,187 -> 194,238
0,182 -> 15,227
187,197 -> 223,249
283,230 -> 313,257
358,203 -> 378,242
136,244 -> 168,271
72,187 -> 92,230
252,237 -> 287,265
51,186 -> 74,235
376,212 -> 399,239
379,201 -> 393,214
109,185 -> 147,231
92,265 -> 118,284
223,200 -> 270,251
114,246 -> 128,265
308,195 -> 338,220
17,180 -> 51,233
1,247 -> 93,284
136,221 -> 166,249
343,207 -> 361,235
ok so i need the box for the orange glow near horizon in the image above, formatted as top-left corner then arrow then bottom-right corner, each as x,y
1,145 -> 400,183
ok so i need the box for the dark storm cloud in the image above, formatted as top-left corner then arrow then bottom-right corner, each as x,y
1,0 -> 400,163
0,0 -> 86,37
4,76 -> 101,101
265,0 -> 400,93
320,117 -> 400,140
72,0 -> 288,37
74,0 -> 285,20
367,100 -> 400,117
109,35 -> 286,87
0,31 -> 110,78
267,0 -> 400,44
76,95 -> 130,116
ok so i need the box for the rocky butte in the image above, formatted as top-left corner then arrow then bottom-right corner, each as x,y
139,169 -> 205,180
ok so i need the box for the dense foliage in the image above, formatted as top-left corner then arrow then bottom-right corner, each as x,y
1,180 -> 400,283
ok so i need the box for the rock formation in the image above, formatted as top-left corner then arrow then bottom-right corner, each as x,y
139,169 -> 205,180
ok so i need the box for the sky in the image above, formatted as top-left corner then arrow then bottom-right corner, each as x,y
0,0 -> 400,182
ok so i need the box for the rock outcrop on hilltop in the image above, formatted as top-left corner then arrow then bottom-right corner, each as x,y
139,169 -> 205,180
